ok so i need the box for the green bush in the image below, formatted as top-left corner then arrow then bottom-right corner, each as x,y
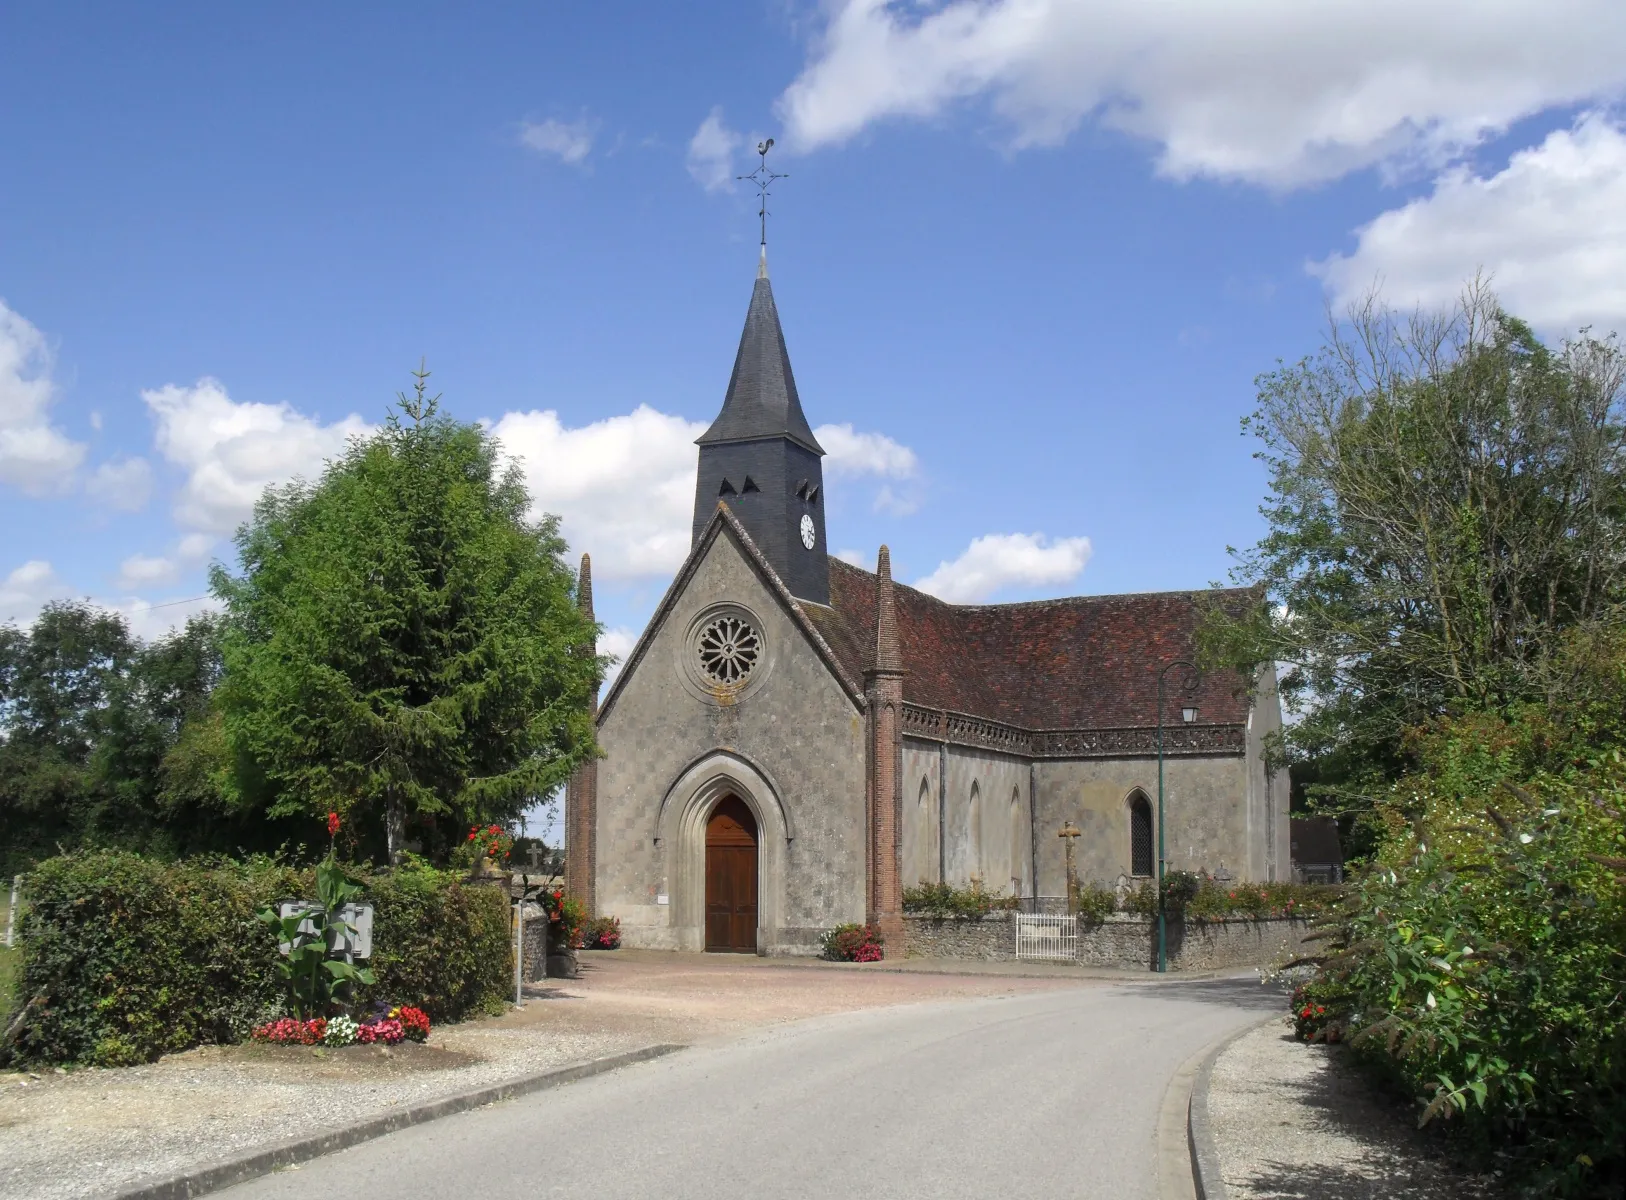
1120,874 -> 1338,921
1071,882 -> 1117,924
902,878 -> 1021,918
361,867 -> 511,1025
0,852 -> 512,1067
1303,759 -> 1626,1196
1184,880 -> 1340,921
820,923 -> 883,962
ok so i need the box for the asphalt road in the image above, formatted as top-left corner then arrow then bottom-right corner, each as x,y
220,976 -> 1280,1200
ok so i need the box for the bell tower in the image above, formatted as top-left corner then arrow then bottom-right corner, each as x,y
692,258 -> 829,605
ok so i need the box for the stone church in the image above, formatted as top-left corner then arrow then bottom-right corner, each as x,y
564,258 -> 1288,955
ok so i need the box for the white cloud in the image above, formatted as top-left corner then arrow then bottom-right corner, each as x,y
687,108 -> 744,192
491,405 -> 707,581
1,558 -> 218,638
598,626 -> 637,689
1313,113 -> 1626,333
112,594 -> 221,641
0,560 -> 71,626
0,299 -> 85,494
489,404 -> 922,580
777,0 -> 1626,187
176,533 -> 216,560
87,456 -> 154,512
519,117 -> 597,165
815,421 -> 922,514
814,422 -> 919,478
914,532 -> 1091,603
144,378 -> 372,534
835,547 -> 869,567
116,553 -> 177,591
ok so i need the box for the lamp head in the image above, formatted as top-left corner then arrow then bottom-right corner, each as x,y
1181,705 -> 1199,724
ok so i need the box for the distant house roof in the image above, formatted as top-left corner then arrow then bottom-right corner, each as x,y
799,558 -> 1262,732
1290,817 -> 1343,865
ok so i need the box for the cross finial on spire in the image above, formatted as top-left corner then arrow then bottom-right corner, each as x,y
738,138 -> 787,275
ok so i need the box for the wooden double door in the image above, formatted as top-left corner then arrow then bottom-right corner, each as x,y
705,795 -> 758,953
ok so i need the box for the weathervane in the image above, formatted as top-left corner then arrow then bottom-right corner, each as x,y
738,138 -> 788,257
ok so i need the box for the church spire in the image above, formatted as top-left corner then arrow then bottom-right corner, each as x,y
692,265 -> 830,605
697,274 -> 824,455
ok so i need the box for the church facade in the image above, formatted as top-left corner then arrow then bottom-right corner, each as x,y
565,261 -> 1288,955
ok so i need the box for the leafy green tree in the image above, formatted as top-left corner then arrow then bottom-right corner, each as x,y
0,603 -> 134,873
213,370 -> 601,864
1204,281 -> 1626,809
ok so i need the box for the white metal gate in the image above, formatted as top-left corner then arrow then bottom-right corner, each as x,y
1014,913 -> 1077,961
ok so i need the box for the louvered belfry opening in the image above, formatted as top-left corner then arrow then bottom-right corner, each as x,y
1130,792 -> 1154,878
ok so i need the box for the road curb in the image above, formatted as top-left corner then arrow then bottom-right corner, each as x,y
110,1042 -> 686,1200
1187,1017 -> 1277,1200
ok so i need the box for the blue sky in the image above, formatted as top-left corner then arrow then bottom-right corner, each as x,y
4,0 -> 1625,673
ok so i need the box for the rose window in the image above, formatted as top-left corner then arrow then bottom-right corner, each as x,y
697,615 -> 761,686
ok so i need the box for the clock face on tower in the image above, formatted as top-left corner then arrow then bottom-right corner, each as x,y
799,513 -> 816,550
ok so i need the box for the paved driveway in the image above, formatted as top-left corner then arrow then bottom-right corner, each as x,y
222,975 -> 1279,1200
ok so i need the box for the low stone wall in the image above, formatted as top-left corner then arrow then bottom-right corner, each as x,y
902,912 -> 1313,972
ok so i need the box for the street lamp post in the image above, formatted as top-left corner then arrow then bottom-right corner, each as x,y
1155,659 -> 1200,973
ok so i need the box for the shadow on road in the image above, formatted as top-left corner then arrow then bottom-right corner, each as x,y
1134,974 -> 1291,1012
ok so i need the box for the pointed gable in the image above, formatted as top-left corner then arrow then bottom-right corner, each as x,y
597,504 -> 865,723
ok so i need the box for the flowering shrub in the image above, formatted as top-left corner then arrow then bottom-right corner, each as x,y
1293,731 -> 1626,1195
902,879 -> 1020,918
252,1017 -> 328,1045
251,1004 -> 428,1047
355,1018 -> 397,1044
1289,982 -> 1348,1043
1122,875 -> 1339,921
466,825 -> 514,864
820,923 -> 884,962
538,889 -> 587,951
395,1005 -> 430,1042
581,916 -> 621,950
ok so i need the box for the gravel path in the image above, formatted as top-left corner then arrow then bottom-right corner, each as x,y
1207,1019 -> 1503,1199
0,952 -> 1087,1200
0,1025 -> 644,1200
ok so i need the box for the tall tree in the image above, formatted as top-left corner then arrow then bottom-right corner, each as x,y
0,603 -> 135,872
213,370 -> 602,863
1204,282 -> 1626,800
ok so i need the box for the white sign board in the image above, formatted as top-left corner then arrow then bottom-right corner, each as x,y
277,901 -> 374,959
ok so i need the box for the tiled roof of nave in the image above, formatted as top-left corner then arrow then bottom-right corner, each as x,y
801,559 -> 1260,731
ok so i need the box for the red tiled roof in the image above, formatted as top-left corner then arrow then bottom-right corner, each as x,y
801,559 -> 1260,730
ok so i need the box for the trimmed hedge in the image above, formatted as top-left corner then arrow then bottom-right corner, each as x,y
0,852 -> 511,1067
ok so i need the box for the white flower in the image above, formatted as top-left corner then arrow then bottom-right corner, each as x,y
1426,992 -> 1438,1009
1542,808 -> 1560,816
1519,833 -> 1534,844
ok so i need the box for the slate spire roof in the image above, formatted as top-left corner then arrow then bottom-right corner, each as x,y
697,273 -> 825,456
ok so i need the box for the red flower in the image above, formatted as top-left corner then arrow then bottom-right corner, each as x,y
327,811 -> 341,836
468,830 -> 477,841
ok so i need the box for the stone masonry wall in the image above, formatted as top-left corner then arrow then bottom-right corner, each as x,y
901,912 -> 1314,972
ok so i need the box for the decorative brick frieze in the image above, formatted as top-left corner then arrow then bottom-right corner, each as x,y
901,702 -> 1245,759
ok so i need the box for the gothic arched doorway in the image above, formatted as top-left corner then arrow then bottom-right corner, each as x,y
705,795 -> 759,952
